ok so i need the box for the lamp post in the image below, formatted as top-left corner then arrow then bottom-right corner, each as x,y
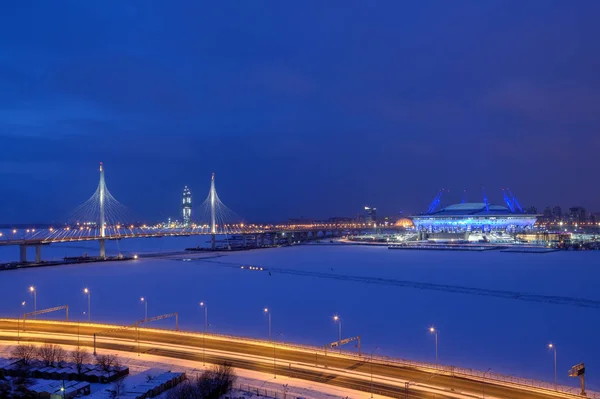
273,332 -> 283,379
429,327 -> 438,366
483,368 -> 492,398
200,302 -> 208,365
263,308 -> 271,339
548,343 -> 557,389
370,347 -> 380,398
29,286 -> 36,318
83,288 -> 91,322
333,315 -> 342,353
18,301 -> 26,343
140,297 -> 147,320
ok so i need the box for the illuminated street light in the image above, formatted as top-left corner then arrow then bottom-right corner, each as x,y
29,286 -> 36,318
263,308 -> 271,339
83,288 -> 91,322
548,343 -> 557,389
140,297 -> 148,319
333,315 -> 342,353
429,327 -> 439,366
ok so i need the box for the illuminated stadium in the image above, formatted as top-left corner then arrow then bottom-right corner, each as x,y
411,189 -> 538,234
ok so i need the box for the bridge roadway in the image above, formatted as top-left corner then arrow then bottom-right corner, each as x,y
0,224 -> 380,247
0,319 -> 580,399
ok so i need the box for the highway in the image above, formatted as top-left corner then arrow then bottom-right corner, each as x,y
0,319 -> 585,399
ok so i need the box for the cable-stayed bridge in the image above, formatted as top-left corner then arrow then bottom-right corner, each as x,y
0,163 -> 382,263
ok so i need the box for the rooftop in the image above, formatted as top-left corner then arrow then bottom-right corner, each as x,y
417,202 -> 529,217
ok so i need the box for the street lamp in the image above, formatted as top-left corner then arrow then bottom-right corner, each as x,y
548,343 -> 557,389
140,297 -> 147,320
483,368 -> 492,398
429,327 -> 438,366
200,302 -> 208,365
370,347 -> 380,398
18,301 -> 26,343
273,332 -> 283,379
263,308 -> 271,339
333,315 -> 342,353
29,286 -> 36,318
83,288 -> 91,322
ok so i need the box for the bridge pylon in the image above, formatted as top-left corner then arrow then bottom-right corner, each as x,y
99,162 -> 107,258
210,173 -> 216,249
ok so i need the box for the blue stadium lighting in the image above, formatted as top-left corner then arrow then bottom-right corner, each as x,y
412,201 -> 538,234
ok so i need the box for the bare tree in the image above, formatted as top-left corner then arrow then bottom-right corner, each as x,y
11,344 -> 37,365
54,346 -> 66,365
37,344 -> 66,367
166,379 -> 198,399
113,357 -> 121,371
96,354 -> 119,377
71,347 -> 90,375
111,378 -> 126,398
167,363 -> 236,399
37,344 -> 55,366
204,362 -> 236,398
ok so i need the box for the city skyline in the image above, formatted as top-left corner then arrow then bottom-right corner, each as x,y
1,1 -> 600,223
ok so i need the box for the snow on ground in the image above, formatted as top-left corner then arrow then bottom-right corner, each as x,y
0,343 -> 393,399
0,236 -> 598,391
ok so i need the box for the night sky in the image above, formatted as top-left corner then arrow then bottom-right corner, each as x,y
1,1 -> 599,224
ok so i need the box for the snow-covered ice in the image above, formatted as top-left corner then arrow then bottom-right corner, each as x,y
0,236 -> 598,391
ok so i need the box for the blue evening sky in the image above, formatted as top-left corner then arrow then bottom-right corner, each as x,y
1,1 -> 599,223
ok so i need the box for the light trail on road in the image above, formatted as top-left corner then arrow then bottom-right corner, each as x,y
0,319 -> 588,399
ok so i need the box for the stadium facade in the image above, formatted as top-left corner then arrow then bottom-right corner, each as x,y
411,202 -> 538,233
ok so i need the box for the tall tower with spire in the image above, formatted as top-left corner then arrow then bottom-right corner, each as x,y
182,186 -> 192,226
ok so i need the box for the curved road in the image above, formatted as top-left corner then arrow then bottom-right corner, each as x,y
0,319 -> 581,399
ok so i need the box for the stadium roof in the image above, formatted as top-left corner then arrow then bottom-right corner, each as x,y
423,202 -> 514,216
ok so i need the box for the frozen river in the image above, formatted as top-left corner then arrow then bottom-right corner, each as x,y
0,236 -> 598,390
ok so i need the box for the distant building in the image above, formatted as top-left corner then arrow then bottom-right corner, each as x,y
568,207 -> 586,224
525,206 -> 537,214
364,206 -> 377,223
182,186 -> 192,226
552,206 -> 562,219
